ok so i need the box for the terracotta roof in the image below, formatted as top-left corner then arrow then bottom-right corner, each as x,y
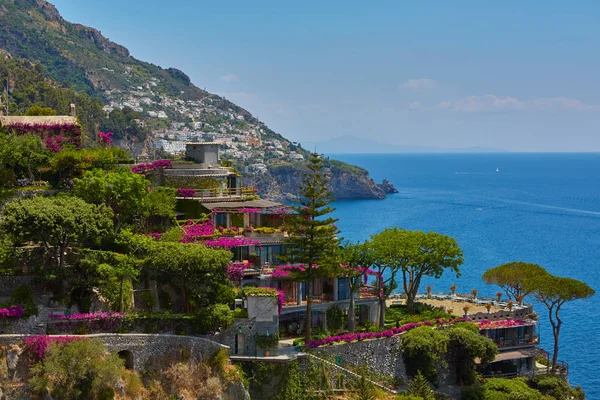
0,115 -> 78,126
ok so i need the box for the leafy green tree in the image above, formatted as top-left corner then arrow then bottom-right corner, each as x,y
49,147 -> 131,183
524,275 -> 594,369
0,196 -> 113,267
141,186 -> 177,230
446,326 -> 498,385
29,339 -> 124,400
282,152 -> 340,341
478,378 -> 545,400
338,241 -> 370,332
369,228 -> 464,319
482,262 -> 549,300
402,326 -> 449,382
406,371 -> 434,400
74,168 -> 150,233
25,105 -> 57,116
144,240 -> 232,310
0,133 -> 49,180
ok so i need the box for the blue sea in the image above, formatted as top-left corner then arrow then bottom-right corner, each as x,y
329,153 -> 600,396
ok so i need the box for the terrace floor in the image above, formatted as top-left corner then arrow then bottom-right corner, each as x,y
386,297 -> 515,315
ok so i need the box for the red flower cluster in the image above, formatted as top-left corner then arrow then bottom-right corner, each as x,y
181,219 -> 215,242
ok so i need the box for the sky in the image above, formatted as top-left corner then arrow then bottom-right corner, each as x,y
51,0 -> 600,152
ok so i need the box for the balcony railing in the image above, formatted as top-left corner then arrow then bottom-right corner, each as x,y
494,336 -> 539,348
178,187 -> 256,200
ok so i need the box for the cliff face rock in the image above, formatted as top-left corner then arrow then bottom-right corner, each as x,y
247,163 -> 388,201
378,179 -> 398,194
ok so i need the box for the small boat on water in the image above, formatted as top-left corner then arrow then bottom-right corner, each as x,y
495,168 -> 500,172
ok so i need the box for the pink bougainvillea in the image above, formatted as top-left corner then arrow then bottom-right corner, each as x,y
0,305 -> 24,319
23,335 -> 87,360
48,311 -> 125,320
145,232 -> 162,240
97,131 -> 114,146
131,159 -> 173,174
8,123 -> 82,149
477,319 -> 528,330
226,262 -> 246,282
237,207 -> 263,214
181,218 -> 215,243
204,237 -> 260,250
177,188 -> 196,198
305,317 -> 472,348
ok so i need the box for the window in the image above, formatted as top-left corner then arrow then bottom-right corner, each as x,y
338,277 -> 350,300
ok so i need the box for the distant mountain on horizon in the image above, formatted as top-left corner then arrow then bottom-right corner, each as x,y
303,135 -> 508,154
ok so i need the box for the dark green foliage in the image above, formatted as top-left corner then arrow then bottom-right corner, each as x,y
528,375 -> 585,400
282,152 -> 340,341
29,339 -> 124,400
10,285 -> 38,318
462,378 -> 545,400
99,107 -> 149,141
385,302 -> 455,327
402,326 -> 449,382
0,195 -> 113,267
446,326 -> 497,385
326,306 -> 345,331
0,133 -> 50,180
25,105 -> 57,116
406,371 -> 435,400
351,374 -> 377,400
256,333 -> 279,350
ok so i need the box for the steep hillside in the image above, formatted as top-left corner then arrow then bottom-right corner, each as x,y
0,0 -> 396,200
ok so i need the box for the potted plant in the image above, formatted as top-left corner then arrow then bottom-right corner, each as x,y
507,300 -> 514,312
471,289 -> 478,300
516,295 -> 525,306
248,253 -> 261,267
485,303 -> 492,314
256,332 -> 279,356
450,284 -> 457,298
495,292 -> 503,303
426,286 -> 433,299
462,305 -> 470,317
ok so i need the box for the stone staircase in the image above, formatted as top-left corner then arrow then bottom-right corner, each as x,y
28,306 -> 66,335
302,352 -> 398,395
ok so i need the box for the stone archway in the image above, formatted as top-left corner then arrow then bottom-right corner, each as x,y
118,350 -> 134,370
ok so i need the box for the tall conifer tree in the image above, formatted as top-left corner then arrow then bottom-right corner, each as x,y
283,153 -> 339,341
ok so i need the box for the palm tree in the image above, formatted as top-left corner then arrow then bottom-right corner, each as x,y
426,285 -> 433,299
471,289 -> 478,300
495,292 -> 502,303
450,284 -> 457,295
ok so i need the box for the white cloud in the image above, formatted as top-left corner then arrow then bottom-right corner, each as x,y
408,100 -> 424,111
399,78 -> 439,90
433,94 -> 599,112
220,74 -> 238,82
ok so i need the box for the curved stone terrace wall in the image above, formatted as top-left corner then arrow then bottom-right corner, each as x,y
0,333 -> 228,372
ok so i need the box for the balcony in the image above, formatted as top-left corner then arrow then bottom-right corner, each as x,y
177,187 -> 257,202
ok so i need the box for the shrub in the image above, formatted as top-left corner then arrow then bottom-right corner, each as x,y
10,284 -> 38,318
402,326 -> 449,382
446,326 -> 497,385
197,304 -> 234,333
29,338 -> 123,399
326,306 -> 345,331
256,333 -> 279,349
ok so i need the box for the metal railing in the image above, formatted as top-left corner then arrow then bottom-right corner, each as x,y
178,187 -> 256,199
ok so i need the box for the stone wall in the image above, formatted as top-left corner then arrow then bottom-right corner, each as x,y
0,333 -> 228,373
312,335 -> 408,383
217,317 -> 278,357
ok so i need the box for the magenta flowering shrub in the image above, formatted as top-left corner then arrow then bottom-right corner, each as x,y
9,123 -> 82,150
177,188 -> 197,198
204,237 -> 260,250
48,311 -> 125,320
23,335 -> 86,361
306,317 -> 472,348
270,265 -> 306,279
131,159 -> 173,174
97,131 -> 114,146
237,207 -> 263,214
226,262 -> 246,282
0,305 -> 24,319
145,232 -> 162,240
181,219 -> 215,242
477,319 -> 527,330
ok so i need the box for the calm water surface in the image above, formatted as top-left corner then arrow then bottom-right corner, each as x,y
329,153 -> 600,396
